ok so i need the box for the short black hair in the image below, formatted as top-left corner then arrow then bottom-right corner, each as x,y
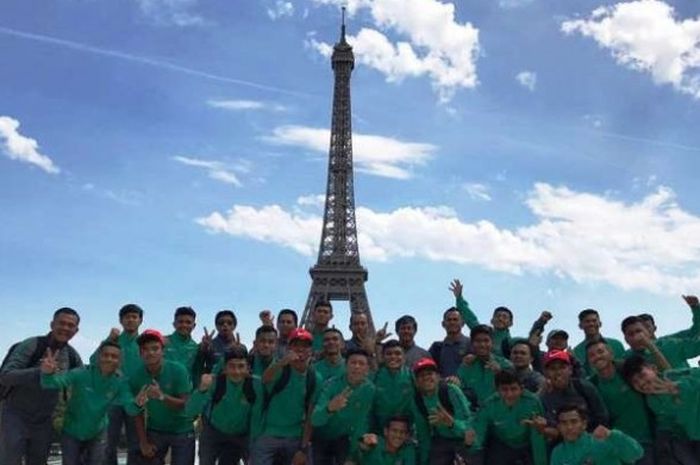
277,308 -> 298,326
174,306 -> 196,319
470,324 -> 493,340
493,306 -> 513,321
384,415 -> 411,430
578,308 -> 600,321
382,339 -> 403,353
637,313 -> 655,325
224,345 -> 249,362
345,348 -> 371,361
621,315 -> 644,333
509,338 -> 534,357
119,303 -> 143,319
620,355 -> 648,385
314,300 -> 333,311
54,307 -> 80,324
556,404 -> 588,421
584,337 -> 607,354
395,315 -> 417,333
323,327 -> 344,338
495,369 -> 520,387
215,310 -> 237,327
255,325 -> 278,338
99,341 -> 121,352
442,306 -> 460,320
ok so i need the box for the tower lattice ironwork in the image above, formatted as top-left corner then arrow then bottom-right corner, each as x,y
300,9 -> 374,334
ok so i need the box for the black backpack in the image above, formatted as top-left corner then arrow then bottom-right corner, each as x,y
414,380 -> 455,419
262,365 -> 317,412
0,335 -> 80,400
211,374 -> 257,406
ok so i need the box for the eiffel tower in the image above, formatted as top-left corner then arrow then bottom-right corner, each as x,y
300,9 -> 374,334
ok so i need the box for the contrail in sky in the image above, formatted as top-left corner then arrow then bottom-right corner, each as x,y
0,25 -> 311,98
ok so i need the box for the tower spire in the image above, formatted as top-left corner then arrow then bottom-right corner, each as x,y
340,6 -> 346,43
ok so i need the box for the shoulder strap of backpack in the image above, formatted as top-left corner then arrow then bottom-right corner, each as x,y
211,373 -> 228,406
263,364 -> 292,411
28,336 -> 51,368
438,381 -> 454,415
414,388 -> 429,418
304,367 -> 317,411
243,376 -> 257,405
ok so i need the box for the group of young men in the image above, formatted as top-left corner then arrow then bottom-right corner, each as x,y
0,278 -> 699,465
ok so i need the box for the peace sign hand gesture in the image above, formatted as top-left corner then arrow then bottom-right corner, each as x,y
200,327 -> 216,351
40,348 -> 59,374
328,387 -> 353,413
429,405 -> 454,428
375,322 -> 392,343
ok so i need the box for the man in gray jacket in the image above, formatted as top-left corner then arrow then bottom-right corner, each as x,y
0,307 -> 83,465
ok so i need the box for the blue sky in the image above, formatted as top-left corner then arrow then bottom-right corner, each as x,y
2,0 -> 700,358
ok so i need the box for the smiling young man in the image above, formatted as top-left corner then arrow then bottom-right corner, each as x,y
539,350 -> 609,441
573,309 -> 626,376
372,340 -> 414,431
509,338 -> 545,393
550,405 -> 643,465
41,341 -> 144,465
312,348 -> 376,465
428,307 -> 471,378
623,309 -> 700,370
249,325 -> 278,376
311,301 -> 334,356
252,328 -> 321,465
130,329 -> 193,465
358,415 -> 416,465
622,355 -> 700,465
185,346 -> 263,465
97,303 -> 144,465
586,339 -> 655,465
275,309 -> 298,359
313,327 -> 346,382
394,315 -> 430,369
472,369 -> 547,465
456,325 -> 513,410
0,307 -> 83,465
410,357 -> 474,465
164,306 -> 208,389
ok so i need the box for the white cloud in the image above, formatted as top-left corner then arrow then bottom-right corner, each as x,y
135,0 -> 204,26
309,0 -> 480,102
264,125 -> 436,179
197,183 -> 700,294
0,116 -> 59,174
173,156 -> 243,186
206,99 -> 287,112
499,0 -> 534,8
516,71 -> 537,91
268,1 -> 294,20
296,194 -> 327,208
562,0 -> 700,98
463,182 -> 492,201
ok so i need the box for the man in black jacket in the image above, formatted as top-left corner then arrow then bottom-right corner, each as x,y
0,307 -> 83,465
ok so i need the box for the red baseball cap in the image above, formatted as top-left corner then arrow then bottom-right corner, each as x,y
137,329 -> 165,346
288,328 -> 313,343
543,349 -> 571,366
412,357 -> 438,374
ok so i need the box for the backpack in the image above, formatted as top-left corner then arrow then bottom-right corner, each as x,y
211,374 -> 257,406
0,335 -> 80,401
414,380 -> 455,419
262,365 -> 317,412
